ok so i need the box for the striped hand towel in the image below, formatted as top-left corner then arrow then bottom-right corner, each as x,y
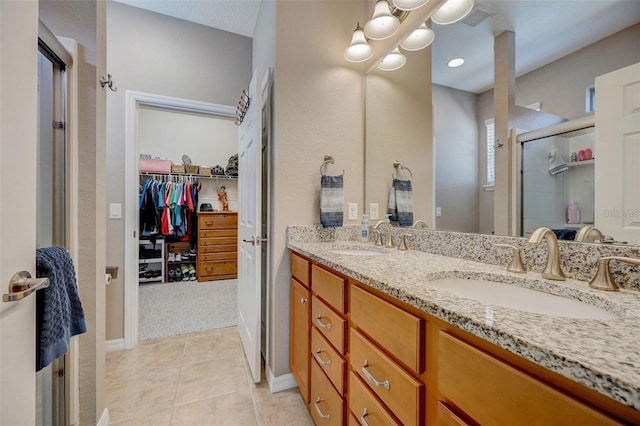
388,178 -> 413,227
320,175 -> 344,228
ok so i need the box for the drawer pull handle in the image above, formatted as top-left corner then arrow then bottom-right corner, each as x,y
300,297 -> 308,304
314,397 -> 331,420
315,316 -> 332,330
360,407 -> 370,426
313,349 -> 331,366
362,360 -> 390,390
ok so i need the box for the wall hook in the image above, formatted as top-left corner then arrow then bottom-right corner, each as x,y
99,74 -> 117,92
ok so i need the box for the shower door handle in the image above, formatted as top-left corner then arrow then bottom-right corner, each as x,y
3,271 -> 50,302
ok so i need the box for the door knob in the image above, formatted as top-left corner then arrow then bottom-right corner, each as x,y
3,271 -> 50,302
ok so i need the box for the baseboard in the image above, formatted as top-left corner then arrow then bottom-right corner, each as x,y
97,408 -> 110,426
105,338 -> 125,353
266,367 -> 297,393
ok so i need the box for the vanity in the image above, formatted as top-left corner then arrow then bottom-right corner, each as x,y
288,227 -> 640,425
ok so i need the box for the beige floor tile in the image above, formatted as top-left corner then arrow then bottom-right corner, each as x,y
183,330 -> 243,365
171,392 -> 258,426
109,408 -> 173,426
253,388 -> 313,426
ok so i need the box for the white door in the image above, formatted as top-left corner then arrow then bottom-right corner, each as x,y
238,68 -> 265,383
595,62 -> 640,245
0,1 -> 39,424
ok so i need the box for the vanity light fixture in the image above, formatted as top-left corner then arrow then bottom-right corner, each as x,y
392,0 -> 430,11
431,0 -> 474,25
364,0 -> 400,40
447,57 -> 465,67
377,47 -> 407,71
400,23 -> 435,51
344,23 -> 374,62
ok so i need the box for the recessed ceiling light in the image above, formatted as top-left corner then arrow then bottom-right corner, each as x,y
447,57 -> 465,68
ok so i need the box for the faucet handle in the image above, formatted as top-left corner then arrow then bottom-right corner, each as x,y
398,234 -> 415,251
371,230 -> 383,246
589,256 -> 640,291
495,244 -> 527,273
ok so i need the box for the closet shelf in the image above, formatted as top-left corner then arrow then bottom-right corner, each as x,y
140,258 -> 163,263
139,171 -> 238,180
568,159 -> 595,167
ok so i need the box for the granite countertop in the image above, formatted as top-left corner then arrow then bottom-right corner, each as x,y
287,240 -> 640,411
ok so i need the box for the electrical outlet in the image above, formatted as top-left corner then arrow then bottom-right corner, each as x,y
109,203 -> 122,219
369,203 -> 379,220
348,203 -> 358,220
436,207 -> 442,217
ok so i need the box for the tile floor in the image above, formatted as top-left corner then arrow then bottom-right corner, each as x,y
106,326 -> 313,425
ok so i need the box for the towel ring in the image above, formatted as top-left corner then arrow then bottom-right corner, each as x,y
320,154 -> 345,176
393,160 -> 413,180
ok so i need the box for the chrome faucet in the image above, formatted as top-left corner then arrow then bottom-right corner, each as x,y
575,226 -> 605,243
527,227 -> 566,281
373,221 -> 395,248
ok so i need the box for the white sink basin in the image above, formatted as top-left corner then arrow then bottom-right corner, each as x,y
430,278 -> 619,320
330,249 -> 385,257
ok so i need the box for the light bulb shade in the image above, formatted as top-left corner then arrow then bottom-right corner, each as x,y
431,0 -> 474,25
364,0 -> 400,40
344,25 -> 373,62
392,0 -> 430,11
377,48 -> 406,71
400,23 -> 435,51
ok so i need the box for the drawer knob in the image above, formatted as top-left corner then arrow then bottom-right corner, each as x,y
360,408 -> 370,426
313,349 -> 331,366
300,297 -> 308,304
314,397 -> 331,420
315,315 -> 332,330
362,360 -> 390,390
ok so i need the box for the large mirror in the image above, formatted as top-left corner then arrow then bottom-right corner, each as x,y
365,0 -> 640,242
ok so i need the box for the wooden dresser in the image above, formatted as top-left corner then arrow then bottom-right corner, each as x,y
197,212 -> 237,282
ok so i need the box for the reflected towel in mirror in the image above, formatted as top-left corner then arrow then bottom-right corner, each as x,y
388,178 -> 413,227
320,175 -> 344,227
548,147 -> 568,175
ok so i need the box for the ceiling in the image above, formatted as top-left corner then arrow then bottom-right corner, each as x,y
112,0 -> 263,37
431,0 -> 640,93
113,0 -> 639,93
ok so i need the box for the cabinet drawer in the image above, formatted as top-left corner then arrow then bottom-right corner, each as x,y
198,214 -> 237,230
311,327 -> 346,395
438,332 -> 619,426
349,371 -> 400,426
199,243 -> 236,254
311,359 -> 344,426
350,328 -> 423,426
200,237 -> 237,247
437,402 -> 472,426
197,260 -> 237,278
199,229 -> 237,239
290,253 -> 310,287
312,265 -> 346,314
199,251 -> 237,262
350,284 -> 424,374
312,296 -> 346,355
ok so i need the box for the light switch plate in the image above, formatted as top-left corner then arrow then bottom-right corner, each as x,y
109,203 -> 122,219
348,203 -> 358,220
436,206 -> 442,217
369,203 -> 379,220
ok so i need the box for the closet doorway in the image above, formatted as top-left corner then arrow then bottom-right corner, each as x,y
124,92 -> 238,345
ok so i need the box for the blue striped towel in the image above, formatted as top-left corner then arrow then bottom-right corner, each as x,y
320,175 -> 344,228
388,178 -> 413,227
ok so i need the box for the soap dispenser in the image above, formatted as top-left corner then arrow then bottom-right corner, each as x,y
360,214 -> 370,242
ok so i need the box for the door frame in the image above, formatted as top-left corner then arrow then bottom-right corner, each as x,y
123,91 -> 234,348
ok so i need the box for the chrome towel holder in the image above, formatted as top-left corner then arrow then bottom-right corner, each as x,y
320,154 -> 345,176
393,160 -> 413,180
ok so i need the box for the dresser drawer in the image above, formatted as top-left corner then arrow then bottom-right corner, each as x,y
312,265 -> 346,314
197,260 -> 237,278
312,296 -> 346,355
438,332 -> 619,426
199,251 -> 237,262
198,214 -> 237,230
311,327 -> 346,395
199,243 -> 236,255
350,371 -> 400,426
310,359 -> 344,426
350,284 -> 424,374
350,328 -> 423,426
200,237 -> 237,247
199,229 -> 237,239
290,253 -> 310,287
437,402 -> 472,426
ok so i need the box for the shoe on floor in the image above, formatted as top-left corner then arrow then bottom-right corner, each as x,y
168,268 -> 175,282
188,264 -> 196,281
181,264 -> 189,281
175,267 -> 181,282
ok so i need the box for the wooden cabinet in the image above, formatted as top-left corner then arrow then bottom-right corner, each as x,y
289,250 -> 636,426
196,212 -> 237,281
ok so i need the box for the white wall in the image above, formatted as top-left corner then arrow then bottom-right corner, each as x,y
106,1 -> 252,341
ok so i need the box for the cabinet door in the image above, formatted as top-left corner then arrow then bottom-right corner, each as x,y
290,278 -> 311,403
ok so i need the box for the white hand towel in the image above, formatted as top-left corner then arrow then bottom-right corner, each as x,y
548,147 -> 568,175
